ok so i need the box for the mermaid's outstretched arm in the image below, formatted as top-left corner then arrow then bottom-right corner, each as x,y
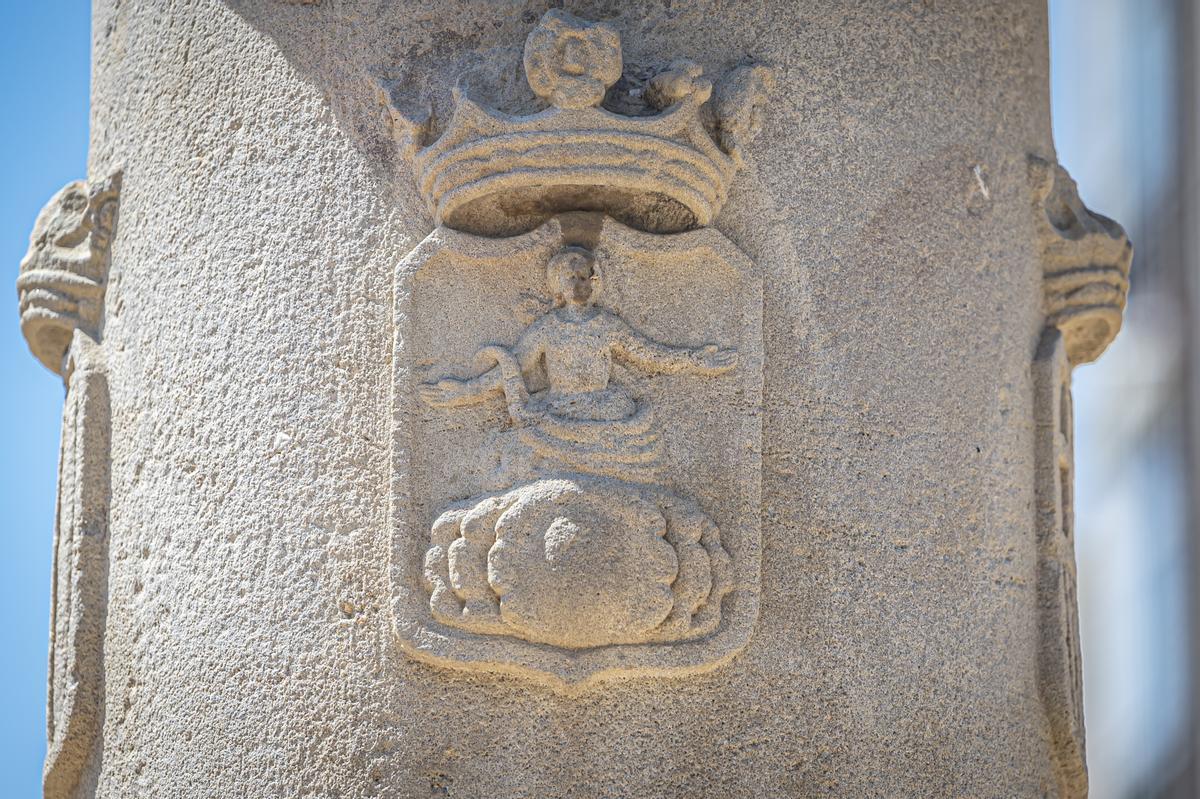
610,315 -> 737,375
419,323 -> 546,408
417,366 -> 505,407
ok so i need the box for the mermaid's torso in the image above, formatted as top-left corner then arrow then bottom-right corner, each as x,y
521,308 -> 622,399
501,308 -> 666,484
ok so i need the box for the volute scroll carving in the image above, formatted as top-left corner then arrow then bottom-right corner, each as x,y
1028,155 -> 1133,366
17,172 -> 121,376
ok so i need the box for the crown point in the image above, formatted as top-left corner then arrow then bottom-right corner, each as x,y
523,10 -> 622,109
711,64 -> 776,163
647,59 -> 712,109
377,82 -> 432,159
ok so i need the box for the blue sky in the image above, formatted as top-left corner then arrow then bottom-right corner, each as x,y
0,2 -> 92,794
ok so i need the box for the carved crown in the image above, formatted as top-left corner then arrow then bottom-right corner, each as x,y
382,10 -> 773,236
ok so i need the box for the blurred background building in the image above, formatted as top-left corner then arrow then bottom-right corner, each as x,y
1050,0 -> 1198,795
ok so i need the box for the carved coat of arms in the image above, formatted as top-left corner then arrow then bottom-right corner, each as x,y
384,10 -> 771,689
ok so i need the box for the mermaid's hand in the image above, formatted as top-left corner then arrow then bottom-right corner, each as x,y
692,344 -> 738,373
418,378 -> 466,407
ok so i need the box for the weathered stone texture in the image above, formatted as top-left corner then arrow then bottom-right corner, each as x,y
59,1 -> 1108,795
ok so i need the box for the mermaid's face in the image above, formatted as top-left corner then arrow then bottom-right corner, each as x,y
550,252 -> 597,306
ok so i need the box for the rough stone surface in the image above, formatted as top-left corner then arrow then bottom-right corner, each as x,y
17,1 -> 1134,795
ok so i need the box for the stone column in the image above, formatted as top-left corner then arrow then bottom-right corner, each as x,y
19,2 -> 1131,796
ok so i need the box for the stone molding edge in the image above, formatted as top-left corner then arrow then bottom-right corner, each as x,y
43,334 -> 111,799
1032,328 -> 1088,799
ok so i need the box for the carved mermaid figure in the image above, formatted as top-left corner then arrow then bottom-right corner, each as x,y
417,245 -> 738,648
419,245 -> 736,485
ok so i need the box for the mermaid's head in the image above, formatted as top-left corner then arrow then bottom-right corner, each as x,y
546,246 -> 601,307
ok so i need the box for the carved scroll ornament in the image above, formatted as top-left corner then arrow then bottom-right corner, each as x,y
1027,155 -> 1132,797
1028,155 -> 1133,366
15,173 -> 120,798
18,174 -> 120,375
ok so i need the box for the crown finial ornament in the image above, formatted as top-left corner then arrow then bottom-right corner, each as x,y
383,10 -> 773,236
522,10 -> 622,110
